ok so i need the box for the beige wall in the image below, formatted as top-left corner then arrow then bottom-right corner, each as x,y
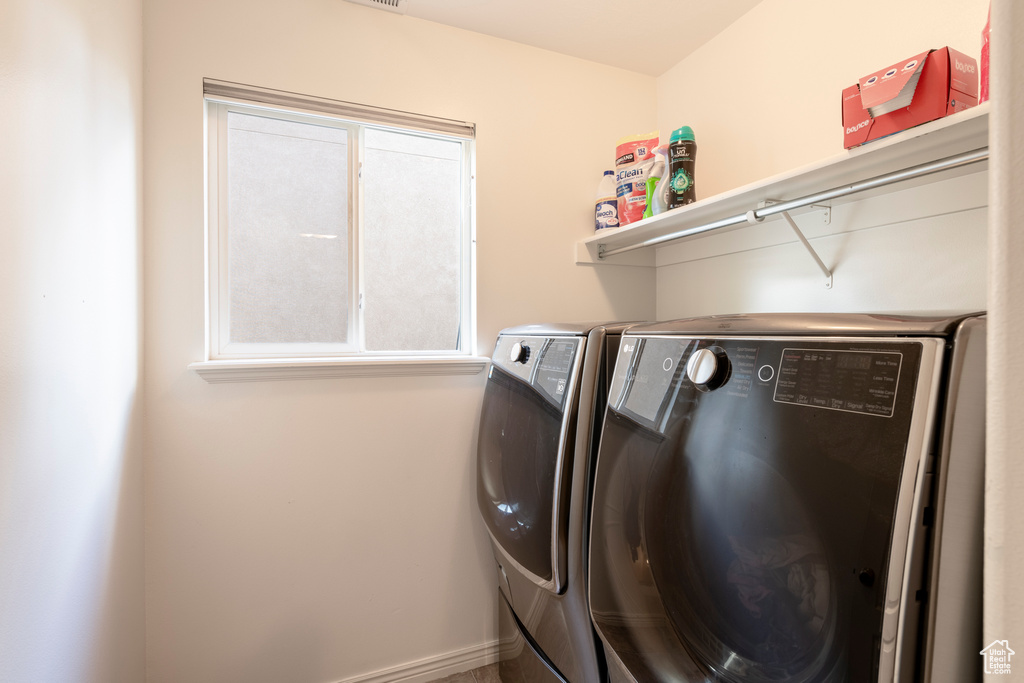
0,0 -> 145,681
657,0 -> 990,199
142,2 -> 656,681
653,0 -> 990,321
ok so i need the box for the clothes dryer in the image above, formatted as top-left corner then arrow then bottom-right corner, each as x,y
588,313 -> 985,683
477,323 -> 632,682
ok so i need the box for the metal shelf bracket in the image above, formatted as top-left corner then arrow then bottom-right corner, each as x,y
759,199 -> 831,225
781,210 -> 833,289
751,201 -> 833,288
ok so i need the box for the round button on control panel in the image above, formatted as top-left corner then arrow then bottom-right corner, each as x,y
685,346 -> 730,392
758,364 -> 775,382
509,342 -> 530,364
686,348 -> 719,385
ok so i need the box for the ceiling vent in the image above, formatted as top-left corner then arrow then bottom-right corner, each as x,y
344,0 -> 408,14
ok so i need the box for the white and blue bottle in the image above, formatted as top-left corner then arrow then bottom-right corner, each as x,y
595,170 -> 619,231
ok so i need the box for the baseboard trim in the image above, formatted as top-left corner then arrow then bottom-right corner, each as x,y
336,640 -> 500,683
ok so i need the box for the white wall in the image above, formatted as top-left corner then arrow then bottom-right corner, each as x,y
142,1 -> 656,681
0,0 -> 145,681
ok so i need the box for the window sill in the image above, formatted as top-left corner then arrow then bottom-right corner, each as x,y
190,355 -> 490,383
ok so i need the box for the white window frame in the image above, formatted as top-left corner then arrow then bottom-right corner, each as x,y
207,102 -> 361,359
192,80 -> 484,382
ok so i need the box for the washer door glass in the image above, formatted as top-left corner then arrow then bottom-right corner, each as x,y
477,337 -> 582,589
589,337 -> 923,683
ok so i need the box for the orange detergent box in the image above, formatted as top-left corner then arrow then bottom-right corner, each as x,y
842,47 -> 978,149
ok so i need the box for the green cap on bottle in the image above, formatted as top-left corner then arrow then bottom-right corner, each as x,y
670,126 -> 695,143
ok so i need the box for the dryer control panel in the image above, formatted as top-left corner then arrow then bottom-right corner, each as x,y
609,336 -> 920,433
491,335 -> 583,411
774,348 -> 903,417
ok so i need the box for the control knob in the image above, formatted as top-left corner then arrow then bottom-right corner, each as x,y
510,342 -> 531,364
686,346 -> 730,392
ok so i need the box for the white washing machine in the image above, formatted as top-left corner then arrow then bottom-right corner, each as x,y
588,313 -> 985,683
477,322 -> 634,682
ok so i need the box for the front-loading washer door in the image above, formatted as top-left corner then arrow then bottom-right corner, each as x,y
477,335 -> 584,594
589,335 -> 933,683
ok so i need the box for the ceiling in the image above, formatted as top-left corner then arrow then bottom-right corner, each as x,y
395,0 -> 764,76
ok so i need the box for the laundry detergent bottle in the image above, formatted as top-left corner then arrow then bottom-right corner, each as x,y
595,170 -> 619,231
666,126 -> 697,209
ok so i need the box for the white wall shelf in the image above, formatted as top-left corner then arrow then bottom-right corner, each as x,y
578,103 -> 989,268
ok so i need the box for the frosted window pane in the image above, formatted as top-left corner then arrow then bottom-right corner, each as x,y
227,112 -> 349,343
362,128 -> 462,351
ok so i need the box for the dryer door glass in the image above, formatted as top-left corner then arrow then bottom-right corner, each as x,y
589,337 -> 925,683
477,336 -> 583,590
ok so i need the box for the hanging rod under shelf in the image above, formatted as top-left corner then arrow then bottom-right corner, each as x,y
598,146 -> 989,259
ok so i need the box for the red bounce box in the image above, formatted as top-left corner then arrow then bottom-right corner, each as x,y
842,47 -> 978,149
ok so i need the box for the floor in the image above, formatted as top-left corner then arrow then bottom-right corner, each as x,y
426,663 -> 500,683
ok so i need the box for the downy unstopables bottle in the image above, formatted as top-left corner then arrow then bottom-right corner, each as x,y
666,126 -> 696,209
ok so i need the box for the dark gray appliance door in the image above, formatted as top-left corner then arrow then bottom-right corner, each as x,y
589,336 -> 925,683
477,336 -> 583,592
498,591 -> 568,683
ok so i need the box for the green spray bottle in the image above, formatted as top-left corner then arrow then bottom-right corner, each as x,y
643,144 -> 667,219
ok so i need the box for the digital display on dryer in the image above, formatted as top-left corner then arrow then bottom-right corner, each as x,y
836,352 -> 874,371
535,340 -> 577,408
774,348 -> 903,417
